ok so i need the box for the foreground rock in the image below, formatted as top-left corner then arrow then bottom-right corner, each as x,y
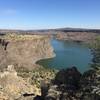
0,34 -> 55,70
0,65 -> 39,100
40,67 -> 100,100
0,65 -> 100,100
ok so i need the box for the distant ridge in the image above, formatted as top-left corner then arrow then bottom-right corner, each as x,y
0,27 -> 100,34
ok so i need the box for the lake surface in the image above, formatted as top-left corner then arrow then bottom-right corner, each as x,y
37,39 -> 93,73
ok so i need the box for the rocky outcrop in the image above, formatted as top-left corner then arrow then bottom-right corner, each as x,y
0,65 -> 39,100
0,65 -> 56,100
0,34 -> 55,70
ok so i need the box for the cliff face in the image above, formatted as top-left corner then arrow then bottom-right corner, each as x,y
55,32 -> 99,42
0,35 -> 55,70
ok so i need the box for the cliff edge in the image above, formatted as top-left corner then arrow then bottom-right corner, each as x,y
0,34 -> 55,70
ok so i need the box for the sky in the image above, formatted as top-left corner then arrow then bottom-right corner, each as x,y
0,0 -> 100,30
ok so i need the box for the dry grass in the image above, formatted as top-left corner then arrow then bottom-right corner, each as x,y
1,33 -> 48,41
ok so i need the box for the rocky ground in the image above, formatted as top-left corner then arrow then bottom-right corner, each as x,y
0,65 -> 100,100
0,65 -> 36,100
0,65 -> 56,100
40,67 -> 100,100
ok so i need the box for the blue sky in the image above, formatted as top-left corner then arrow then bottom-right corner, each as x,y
0,0 -> 100,29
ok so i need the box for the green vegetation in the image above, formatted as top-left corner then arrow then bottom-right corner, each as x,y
30,67 -> 57,88
15,66 -> 57,89
15,66 -> 31,78
91,36 -> 100,70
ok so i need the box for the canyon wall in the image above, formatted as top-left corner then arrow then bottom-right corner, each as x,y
55,32 -> 99,42
0,35 -> 55,70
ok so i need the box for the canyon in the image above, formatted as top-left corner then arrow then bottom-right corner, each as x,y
0,30 -> 100,100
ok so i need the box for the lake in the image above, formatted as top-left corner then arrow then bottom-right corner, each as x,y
36,39 -> 93,73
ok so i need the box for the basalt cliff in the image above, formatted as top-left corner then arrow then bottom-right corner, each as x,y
55,32 -> 99,43
0,34 -> 55,70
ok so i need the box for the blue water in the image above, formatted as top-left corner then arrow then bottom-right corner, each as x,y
37,39 -> 92,73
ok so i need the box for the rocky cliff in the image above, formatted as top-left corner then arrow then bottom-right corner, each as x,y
0,34 -> 55,70
55,32 -> 99,42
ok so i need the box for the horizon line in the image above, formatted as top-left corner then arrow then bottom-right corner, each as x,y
0,27 -> 100,31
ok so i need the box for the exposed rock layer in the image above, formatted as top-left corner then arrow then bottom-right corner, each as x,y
0,35 -> 55,70
55,32 -> 99,42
